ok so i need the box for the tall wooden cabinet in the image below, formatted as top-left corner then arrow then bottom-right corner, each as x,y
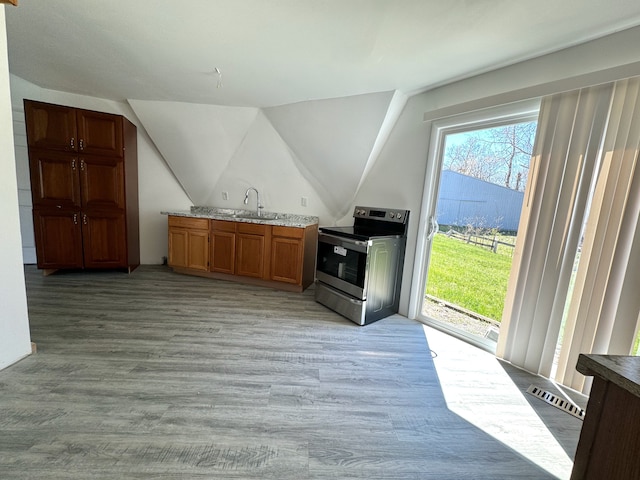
25,100 -> 139,273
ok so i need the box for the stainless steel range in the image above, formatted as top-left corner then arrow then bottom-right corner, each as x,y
315,206 -> 409,325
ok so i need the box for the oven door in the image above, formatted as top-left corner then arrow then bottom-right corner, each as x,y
316,232 -> 370,299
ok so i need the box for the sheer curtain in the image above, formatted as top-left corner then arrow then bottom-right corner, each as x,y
496,83 -> 614,377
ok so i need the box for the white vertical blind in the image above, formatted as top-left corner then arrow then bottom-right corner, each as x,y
496,83 -> 614,376
557,77 -> 640,392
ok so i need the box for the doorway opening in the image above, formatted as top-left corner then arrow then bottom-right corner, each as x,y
413,101 -> 540,352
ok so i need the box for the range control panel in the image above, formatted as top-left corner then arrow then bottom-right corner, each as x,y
353,206 -> 409,224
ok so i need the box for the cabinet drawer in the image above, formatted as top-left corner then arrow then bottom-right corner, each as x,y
237,222 -> 268,235
272,225 -> 304,239
211,219 -> 237,233
168,216 -> 209,230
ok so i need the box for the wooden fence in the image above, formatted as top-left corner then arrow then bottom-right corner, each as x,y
445,229 -> 515,254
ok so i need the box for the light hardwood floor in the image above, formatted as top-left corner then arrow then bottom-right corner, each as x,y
0,265 -> 586,479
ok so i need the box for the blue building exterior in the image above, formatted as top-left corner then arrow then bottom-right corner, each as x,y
437,170 -> 524,232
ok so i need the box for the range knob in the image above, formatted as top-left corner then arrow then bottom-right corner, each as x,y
389,212 -> 395,218
396,213 -> 402,220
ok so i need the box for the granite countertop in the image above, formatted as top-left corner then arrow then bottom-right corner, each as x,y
161,206 -> 319,228
577,354 -> 640,398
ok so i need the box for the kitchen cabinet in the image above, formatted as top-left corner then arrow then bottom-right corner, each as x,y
25,101 -> 77,152
25,101 -> 124,156
25,99 -> 139,274
271,224 -> 318,288
210,220 -> 236,274
29,150 -> 125,210
82,210 -> 128,268
168,216 -> 209,271
270,226 -> 304,284
33,208 -> 130,271
235,222 -> 270,279
28,150 -> 81,209
166,215 -> 317,292
32,209 -> 84,269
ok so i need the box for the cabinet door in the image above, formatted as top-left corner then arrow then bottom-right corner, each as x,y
168,227 -> 188,268
79,156 -> 125,210
24,100 -> 77,152
81,210 -> 127,268
32,209 -> 83,269
187,229 -> 209,271
77,109 -> 123,157
167,216 -> 210,271
271,236 -> 303,284
29,150 -> 81,208
236,233 -> 265,278
211,230 -> 236,274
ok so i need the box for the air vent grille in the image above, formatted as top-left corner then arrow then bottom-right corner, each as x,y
526,385 -> 585,420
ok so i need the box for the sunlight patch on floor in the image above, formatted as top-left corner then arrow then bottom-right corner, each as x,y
423,325 -> 574,480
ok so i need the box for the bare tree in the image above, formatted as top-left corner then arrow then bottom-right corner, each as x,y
443,121 -> 536,191
486,122 -> 536,189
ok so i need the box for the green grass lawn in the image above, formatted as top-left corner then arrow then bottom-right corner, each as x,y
426,233 -> 514,321
427,233 -> 640,354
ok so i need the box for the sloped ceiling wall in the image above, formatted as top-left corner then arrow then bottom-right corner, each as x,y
128,100 -> 258,205
207,110 -> 330,216
263,91 -> 394,218
129,91 -> 403,221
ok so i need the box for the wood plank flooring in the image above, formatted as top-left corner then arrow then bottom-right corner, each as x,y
0,265 -> 585,479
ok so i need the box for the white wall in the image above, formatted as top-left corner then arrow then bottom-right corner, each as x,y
131,92 -> 397,226
358,25 -> 640,316
209,110 -> 334,221
10,75 -> 192,265
10,23 -> 640,321
0,8 -> 31,370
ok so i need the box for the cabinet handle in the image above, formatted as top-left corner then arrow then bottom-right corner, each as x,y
79,139 -> 84,151
71,159 -> 76,170
83,214 -> 88,225
73,213 -> 78,224
80,159 -> 85,170
70,137 -> 75,149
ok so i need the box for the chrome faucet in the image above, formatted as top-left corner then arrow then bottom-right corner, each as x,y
244,187 -> 263,216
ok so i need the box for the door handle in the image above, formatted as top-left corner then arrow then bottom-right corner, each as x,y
427,216 -> 439,239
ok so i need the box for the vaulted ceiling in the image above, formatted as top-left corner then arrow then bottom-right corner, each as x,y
6,1 -> 640,218
7,1 -> 640,107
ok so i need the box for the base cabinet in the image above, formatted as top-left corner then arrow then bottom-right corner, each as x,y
271,226 -> 304,284
168,216 -> 317,291
33,209 -> 84,269
168,216 -> 209,271
82,210 -> 128,268
235,223 -> 270,279
210,220 -> 236,274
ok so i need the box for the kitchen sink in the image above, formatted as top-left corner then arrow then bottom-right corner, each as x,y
191,206 -> 281,221
233,212 -> 279,220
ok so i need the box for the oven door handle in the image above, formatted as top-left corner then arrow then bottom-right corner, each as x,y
318,232 -> 370,253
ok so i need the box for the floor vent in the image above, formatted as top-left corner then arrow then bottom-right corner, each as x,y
526,385 -> 585,420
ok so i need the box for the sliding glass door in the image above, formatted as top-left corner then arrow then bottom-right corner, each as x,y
414,101 -> 540,352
